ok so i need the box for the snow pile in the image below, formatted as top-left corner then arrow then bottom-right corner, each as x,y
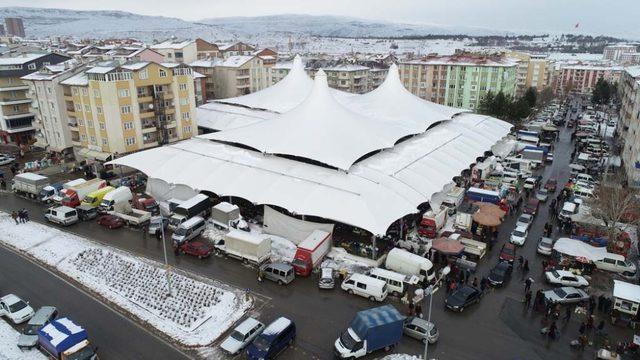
0,213 -> 250,346
381,355 -> 421,360
268,234 -> 296,263
0,320 -> 46,360
321,247 -> 372,275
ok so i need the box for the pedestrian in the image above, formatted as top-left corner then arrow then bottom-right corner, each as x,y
598,294 -> 605,312
23,209 -> 29,222
480,277 -> 487,293
173,242 -> 180,256
415,303 -> 423,318
524,290 -> 532,308
548,321 -> 557,340
589,296 -> 596,315
472,277 -> 478,288
596,320 -> 605,336
464,269 -> 471,284
155,228 -> 162,240
142,222 -> 148,238
0,178 -> 6,190
257,267 -> 264,282
525,277 -> 533,293
18,209 -> 25,223
563,306 -> 572,322
11,211 -> 18,225
408,300 -> 415,316
449,281 -> 458,293
518,255 -> 524,270
579,322 -> 586,335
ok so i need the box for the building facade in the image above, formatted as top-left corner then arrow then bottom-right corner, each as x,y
60,62 -> 196,161
212,56 -> 268,99
195,38 -> 220,60
603,45 -> 637,61
4,18 -> 25,38
151,40 -> 198,64
618,66 -> 640,187
399,54 -> 517,110
552,64 -> 623,96
0,53 -> 70,145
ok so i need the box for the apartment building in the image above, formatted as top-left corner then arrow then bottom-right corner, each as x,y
620,53 -> 640,66
552,64 -> 623,96
212,55 -> 268,98
151,40 -> 197,64
0,52 -> 70,145
504,51 -> 551,96
4,18 -> 25,38
603,45 -> 637,61
618,66 -> 640,187
217,42 -> 256,58
21,61 -> 86,154
59,61 -> 196,162
399,54 -> 517,110
195,38 -> 220,60
189,59 -> 221,102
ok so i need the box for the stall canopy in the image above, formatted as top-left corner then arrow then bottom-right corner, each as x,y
472,211 -> 501,227
475,202 -> 506,219
613,280 -> 640,304
432,237 -> 465,255
553,238 -> 608,261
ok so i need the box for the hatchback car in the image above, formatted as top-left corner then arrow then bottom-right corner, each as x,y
97,214 -> 125,229
246,317 -> 296,359
523,199 -> 540,216
0,294 -> 35,324
546,153 -> 554,163
404,316 -> 439,344
179,241 -> 213,259
445,285 -> 482,312
536,188 -> 549,202
259,262 -> 295,285
499,243 -> 516,263
516,214 -> 534,230
543,287 -> 589,304
510,226 -> 529,246
220,317 -> 265,355
545,178 -> 558,192
537,237 -> 554,256
17,306 -> 58,349
545,270 -> 589,287
318,267 -> 335,289
487,261 -> 512,287
0,154 -> 15,166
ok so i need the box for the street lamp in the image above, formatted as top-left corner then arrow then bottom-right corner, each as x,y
159,220 -> 173,297
422,265 -> 450,360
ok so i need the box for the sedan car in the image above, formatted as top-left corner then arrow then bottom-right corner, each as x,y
404,316 -> 439,344
318,267 -> 335,289
546,153 -> 554,163
499,243 -> 516,263
543,287 -> 589,304
0,154 -> 16,166
445,285 -> 482,312
510,226 -> 529,246
536,188 -> 549,202
0,294 -> 35,324
545,270 -> 589,287
97,214 -> 125,229
220,317 -> 265,355
179,241 -> 213,259
488,261 -> 513,287
18,306 -> 58,349
537,237 -> 554,256
545,178 -> 558,192
516,214 -> 534,230
523,199 -> 540,216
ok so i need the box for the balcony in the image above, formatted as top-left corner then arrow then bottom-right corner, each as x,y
155,92 -> 174,100
138,95 -> 153,103
141,121 -> 157,133
0,98 -> 31,106
68,121 -> 78,131
4,116 -> 35,133
0,85 -> 30,92
143,140 -> 159,148
164,120 -> 177,129
140,110 -> 155,119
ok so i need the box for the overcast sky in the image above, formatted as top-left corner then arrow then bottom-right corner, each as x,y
6,0 -> 638,37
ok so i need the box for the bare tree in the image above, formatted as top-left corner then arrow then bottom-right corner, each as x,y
589,173 -> 640,244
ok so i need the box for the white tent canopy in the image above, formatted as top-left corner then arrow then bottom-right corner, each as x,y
553,238 -> 609,261
613,280 -> 640,303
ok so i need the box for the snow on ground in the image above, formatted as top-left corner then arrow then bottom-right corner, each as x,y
321,247 -> 372,275
381,354 -> 420,360
0,320 -> 46,360
0,212 -> 251,347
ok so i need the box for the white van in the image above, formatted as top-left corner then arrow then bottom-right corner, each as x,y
44,206 -> 79,226
595,255 -> 637,277
341,273 -> 388,302
573,187 -> 594,199
385,248 -> 435,283
99,186 -> 133,213
368,268 -> 419,297
171,216 -> 206,244
558,202 -> 578,221
575,173 -> 595,184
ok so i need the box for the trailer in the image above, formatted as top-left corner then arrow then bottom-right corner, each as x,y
292,230 -> 332,277
12,173 -> 49,199
214,229 -> 271,264
37,317 -> 98,360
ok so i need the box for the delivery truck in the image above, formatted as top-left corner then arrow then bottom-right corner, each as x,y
38,317 -> 98,360
441,186 -> 465,215
61,178 -> 106,208
418,208 -> 447,238
98,186 -> 132,213
39,183 -> 63,203
334,305 -> 405,359
522,148 -> 545,165
169,194 -> 212,229
52,178 -> 86,204
12,173 -> 50,199
385,248 -> 435,283
213,229 -> 271,264
210,202 -> 241,229
291,230 -> 332,277
466,187 -> 501,204
80,186 -> 114,208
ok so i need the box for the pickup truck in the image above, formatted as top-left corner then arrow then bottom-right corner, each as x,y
111,203 -> 151,227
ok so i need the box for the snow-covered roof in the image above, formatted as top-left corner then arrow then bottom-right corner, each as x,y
220,56 -> 255,68
626,66 -> 640,78
193,71 -> 205,79
197,102 -> 278,132
189,59 -> 223,68
151,40 -> 194,50
160,62 -> 180,68
0,53 -> 47,65
614,280 -> 640,303
323,64 -> 369,71
121,62 -> 149,71
109,114 -> 510,235
60,72 -> 88,86
85,66 -> 115,74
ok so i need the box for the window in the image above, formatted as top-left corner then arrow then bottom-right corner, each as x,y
46,87 -> 52,95
93,90 -> 100,98
139,69 -> 148,80
159,69 -> 167,77
80,134 -> 87,141
102,138 -> 108,145
87,120 -> 93,128
125,137 -> 136,146
77,119 -> 84,126
180,98 -> 188,106
75,104 -> 82,112
356,282 -> 367,290
72,88 -> 78,95
118,89 -> 130,98
90,136 -> 96,145
121,105 -> 131,114
179,83 -> 187,91
183,126 -> 191,133
99,122 -> 105,130
84,105 -> 90,112
96,106 -> 102,114
181,112 -> 190,120
82,88 -> 88,96
12,105 -> 20,112
28,63 -> 37,70
124,122 -> 134,130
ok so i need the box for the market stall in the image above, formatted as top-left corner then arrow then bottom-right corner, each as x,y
612,280 -> 640,328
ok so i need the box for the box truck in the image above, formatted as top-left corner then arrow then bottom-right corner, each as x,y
39,182 -> 63,203
37,317 -> 98,360
385,248 -> 435,283
12,173 -> 49,199
334,305 -> 405,359
291,230 -> 332,277
61,178 -> 106,208
466,187 -> 501,204
210,202 -> 241,229
80,186 -> 115,208
213,229 -> 271,264
98,186 -> 133,213
418,208 -> 447,238
441,186 -> 465,215
169,194 -> 212,229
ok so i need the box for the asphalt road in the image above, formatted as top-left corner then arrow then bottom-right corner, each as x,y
0,243 -> 189,360
0,98 -> 631,360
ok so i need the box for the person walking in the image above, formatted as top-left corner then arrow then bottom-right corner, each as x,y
596,320 -> 605,336
415,303 -> 423,319
23,209 -> 29,222
548,321 -> 557,340
524,290 -> 532,309
525,277 -> 533,293
18,209 -> 25,223
472,277 -> 478,288
11,211 -> 18,225
408,300 -> 415,316
563,306 -> 572,322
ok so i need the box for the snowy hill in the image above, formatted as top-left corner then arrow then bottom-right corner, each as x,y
0,7 -> 236,41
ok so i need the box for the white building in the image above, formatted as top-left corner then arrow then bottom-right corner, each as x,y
151,40 -> 197,64
603,45 -> 637,61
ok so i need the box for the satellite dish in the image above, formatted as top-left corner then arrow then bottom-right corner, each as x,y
148,103 -> 154,110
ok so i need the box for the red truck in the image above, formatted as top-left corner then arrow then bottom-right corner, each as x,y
418,208 -> 448,238
132,193 -> 159,215
61,178 -> 106,208
291,230 -> 332,277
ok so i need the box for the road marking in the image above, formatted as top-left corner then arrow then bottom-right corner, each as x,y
0,241 -> 195,360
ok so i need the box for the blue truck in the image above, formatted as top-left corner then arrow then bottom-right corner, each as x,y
38,317 -> 98,360
466,187 -> 501,204
334,305 -> 405,358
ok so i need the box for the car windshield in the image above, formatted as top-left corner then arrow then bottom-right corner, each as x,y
291,259 -> 306,268
538,189 -> 548,195
230,330 -> 245,341
65,346 -> 96,360
554,289 -> 567,298
252,335 -> 271,351
339,330 -> 358,350
9,300 -> 28,313
40,189 -> 53,197
551,270 -> 560,278
174,227 -> 188,236
83,196 -> 95,203
513,230 -> 525,237
23,323 -> 40,335
518,216 -> 529,223
503,247 -> 514,255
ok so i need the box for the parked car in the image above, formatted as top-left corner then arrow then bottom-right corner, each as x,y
536,188 -> 549,202
546,153 -> 554,163
544,287 -> 589,304
318,267 -> 335,289
445,285 -> 482,312
97,214 -> 125,229
523,177 -> 538,190
0,153 -> 15,166
523,199 -> 540,216
76,205 -> 98,221
487,261 -> 512,287
44,206 -> 79,226
220,317 -> 265,355
537,237 -> 554,256
516,214 -> 534,230
341,273 -> 388,302
17,306 -> 58,349
403,316 -> 439,344
179,241 -> 213,259
246,317 -> 296,359
0,294 -> 35,324
509,226 -> 529,246
148,216 -> 169,236
545,178 -> 558,192
545,270 -> 589,287
499,243 -> 516,263
259,262 -> 295,285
